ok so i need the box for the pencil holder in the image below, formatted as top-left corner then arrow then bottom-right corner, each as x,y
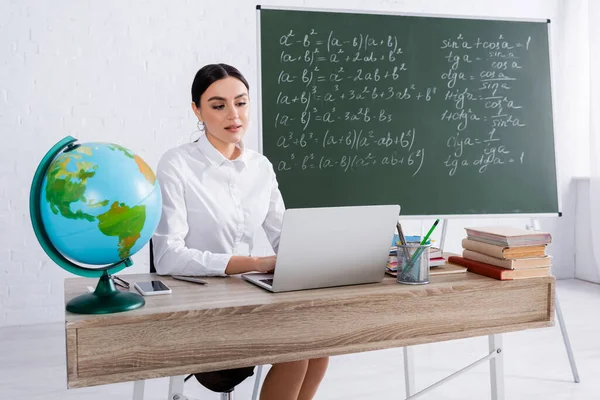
396,244 -> 431,285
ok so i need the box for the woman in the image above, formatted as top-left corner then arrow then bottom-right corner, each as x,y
152,63 -> 328,400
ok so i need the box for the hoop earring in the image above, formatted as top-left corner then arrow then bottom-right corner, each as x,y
197,121 -> 205,132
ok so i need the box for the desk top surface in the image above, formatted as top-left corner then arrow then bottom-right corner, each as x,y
64,272 -> 554,328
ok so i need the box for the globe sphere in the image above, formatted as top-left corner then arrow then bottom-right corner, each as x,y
39,141 -> 162,266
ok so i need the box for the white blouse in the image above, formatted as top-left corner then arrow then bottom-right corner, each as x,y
152,134 -> 285,276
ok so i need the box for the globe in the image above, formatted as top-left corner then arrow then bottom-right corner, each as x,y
29,136 -> 162,314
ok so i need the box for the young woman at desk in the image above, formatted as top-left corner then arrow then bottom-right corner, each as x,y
152,63 -> 329,400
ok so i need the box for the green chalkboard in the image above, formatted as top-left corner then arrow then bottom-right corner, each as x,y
258,7 -> 559,216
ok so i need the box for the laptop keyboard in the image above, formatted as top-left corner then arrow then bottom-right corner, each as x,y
260,279 -> 274,286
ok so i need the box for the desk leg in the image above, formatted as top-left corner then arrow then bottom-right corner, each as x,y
489,334 -> 504,400
168,376 -> 186,400
252,365 -> 264,400
133,380 -> 145,400
405,341 -> 501,399
403,346 -> 415,397
555,294 -> 580,383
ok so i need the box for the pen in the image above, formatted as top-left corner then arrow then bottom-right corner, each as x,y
404,218 -> 440,274
396,222 -> 411,260
112,275 -> 130,289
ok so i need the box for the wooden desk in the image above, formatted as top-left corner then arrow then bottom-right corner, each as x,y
64,273 -> 554,390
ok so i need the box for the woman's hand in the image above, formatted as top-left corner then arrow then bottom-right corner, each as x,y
225,255 -> 276,275
255,255 -> 276,273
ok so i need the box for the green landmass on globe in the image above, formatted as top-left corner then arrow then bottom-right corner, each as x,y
44,144 -> 157,259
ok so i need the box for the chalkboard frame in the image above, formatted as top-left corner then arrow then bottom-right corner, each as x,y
255,5 -> 562,218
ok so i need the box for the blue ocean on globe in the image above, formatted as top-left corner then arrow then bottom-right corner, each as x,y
39,142 -> 162,265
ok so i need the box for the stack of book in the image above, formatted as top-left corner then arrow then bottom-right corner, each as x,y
447,226 -> 552,280
428,246 -> 446,267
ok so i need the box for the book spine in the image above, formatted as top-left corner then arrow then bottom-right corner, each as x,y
465,235 -> 510,247
461,238 -> 506,259
465,233 -> 551,248
430,257 -> 446,267
462,249 -> 513,269
447,256 -> 510,280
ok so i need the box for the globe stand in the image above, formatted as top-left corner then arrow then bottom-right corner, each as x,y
66,269 -> 145,314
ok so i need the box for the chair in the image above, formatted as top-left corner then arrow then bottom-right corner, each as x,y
135,239 -> 263,400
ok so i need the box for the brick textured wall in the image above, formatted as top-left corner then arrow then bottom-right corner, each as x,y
1,0 -> 579,327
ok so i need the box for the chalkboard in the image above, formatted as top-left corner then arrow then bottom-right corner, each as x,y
257,7 -> 559,216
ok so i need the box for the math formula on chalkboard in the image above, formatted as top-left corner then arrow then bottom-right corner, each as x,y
259,8 -> 558,215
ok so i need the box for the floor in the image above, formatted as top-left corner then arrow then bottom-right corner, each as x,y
1,279 -> 598,400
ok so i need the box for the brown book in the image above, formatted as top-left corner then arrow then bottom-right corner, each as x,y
461,239 -> 546,259
462,249 -> 551,270
465,226 -> 551,247
447,256 -> 550,280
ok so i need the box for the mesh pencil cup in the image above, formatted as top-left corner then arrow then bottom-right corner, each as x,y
396,243 -> 431,285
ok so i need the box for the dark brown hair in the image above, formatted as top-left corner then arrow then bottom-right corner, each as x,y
191,63 -> 250,106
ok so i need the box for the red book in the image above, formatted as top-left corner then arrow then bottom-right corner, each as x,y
447,256 -> 550,280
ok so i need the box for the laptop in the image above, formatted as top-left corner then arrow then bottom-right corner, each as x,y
241,204 -> 400,293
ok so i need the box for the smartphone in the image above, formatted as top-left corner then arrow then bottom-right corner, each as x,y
134,280 -> 172,296
171,275 -> 208,285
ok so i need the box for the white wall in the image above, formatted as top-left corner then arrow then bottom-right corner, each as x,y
574,178 -> 600,283
0,0 -> 587,327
